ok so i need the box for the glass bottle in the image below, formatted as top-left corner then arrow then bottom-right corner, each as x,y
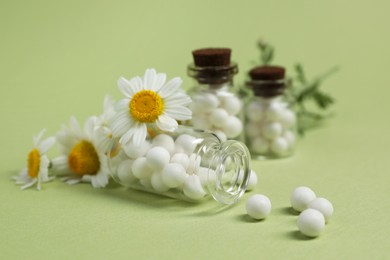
108,125 -> 251,205
186,48 -> 244,142
244,66 -> 297,159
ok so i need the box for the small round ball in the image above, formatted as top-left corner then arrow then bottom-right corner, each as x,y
210,108 -> 229,128
220,96 -> 242,116
213,130 -> 227,142
297,209 -> 325,237
117,159 -> 136,185
245,122 -> 262,138
146,146 -> 171,171
152,134 -> 175,155
139,177 -> 152,189
251,136 -> 269,154
150,173 -> 170,193
308,198 -> 334,222
197,167 -> 216,186
246,194 -> 272,220
188,101 -> 202,115
266,102 -> 285,121
161,163 -> 187,188
187,153 -> 201,175
175,134 -> 197,155
262,122 -> 283,140
291,186 -> 317,212
183,175 -> 206,200
170,153 -> 190,170
222,116 -> 243,138
123,141 -> 151,159
246,102 -> 264,123
192,114 -> 212,130
193,93 -> 219,113
270,137 -> 289,155
247,170 -> 258,191
131,157 -> 153,179
279,109 -> 296,128
283,130 -> 296,146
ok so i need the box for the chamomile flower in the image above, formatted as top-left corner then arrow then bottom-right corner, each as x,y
110,68 -> 192,146
52,116 -> 110,188
95,95 -> 117,153
13,129 -> 55,190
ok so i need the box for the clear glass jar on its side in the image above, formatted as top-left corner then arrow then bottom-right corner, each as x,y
186,48 -> 244,142
108,125 -> 251,205
245,66 -> 297,159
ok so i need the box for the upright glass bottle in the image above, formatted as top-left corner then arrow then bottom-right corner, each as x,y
108,125 -> 251,205
245,66 -> 297,159
187,48 -> 244,142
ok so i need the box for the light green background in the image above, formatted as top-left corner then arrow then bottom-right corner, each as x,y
1,0 -> 389,259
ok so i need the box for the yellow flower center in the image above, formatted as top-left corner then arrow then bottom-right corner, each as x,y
130,90 -> 164,122
68,140 -> 100,176
27,148 -> 40,178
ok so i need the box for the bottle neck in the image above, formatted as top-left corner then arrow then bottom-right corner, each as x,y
199,136 -> 250,205
247,79 -> 286,97
187,62 -> 238,85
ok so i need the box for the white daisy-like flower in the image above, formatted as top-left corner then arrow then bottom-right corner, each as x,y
95,95 -> 117,153
13,129 -> 55,190
52,116 -> 110,188
110,68 -> 192,146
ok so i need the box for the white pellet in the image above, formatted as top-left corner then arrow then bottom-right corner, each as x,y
251,136 -> 269,154
183,175 -> 206,200
308,198 -> 334,223
161,163 -> 187,188
297,209 -> 325,237
245,122 -> 262,138
170,153 -> 190,170
291,186 -> 317,212
146,146 -> 170,171
152,134 -> 175,155
175,134 -> 197,155
262,122 -> 283,140
117,159 -> 136,185
209,108 -> 229,128
222,116 -> 243,138
220,96 -> 242,116
270,137 -> 289,155
123,140 -> 151,159
246,194 -> 272,220
150,173 -> 170,193
246,102 -> 264,123
132,157 -> 153,179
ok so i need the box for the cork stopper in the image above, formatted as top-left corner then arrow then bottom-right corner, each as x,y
249,66 -> 285,80
192,48 -> 231,67
188,48 -> 237,85
247,66 -> 286,97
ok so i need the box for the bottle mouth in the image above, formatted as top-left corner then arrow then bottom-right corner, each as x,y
207,140 -> 251,205
187,62 -> 238,85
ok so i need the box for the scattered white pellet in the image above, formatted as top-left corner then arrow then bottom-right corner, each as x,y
116,159 -> 136,185
297,209 -> 325,237
152,134 -> 175,155
209,108 -> 229,128
252,136 -> 269,154
222,116 -> 243,138
183,175 -> 206,200
220,96 -> 242,116
291,186 -> 317,212
175,134 -> 197,155
146,146 -> 170,171
131,157 -> 153,179
270,137 -> 289,155
170,153 -> 190,170
262,122 -> 283,140
123,140 -> 151,159
246,194 -> 272,220
308,198 -> 334,223
161,163 -> 187,188
150,173 -> 170,193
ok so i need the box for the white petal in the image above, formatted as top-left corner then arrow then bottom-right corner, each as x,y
164,93 -> 192,107
156,114 -> 178,132
119,127 -> 137,145
117,77 -> 134,98
66,178 -> 81,185
110,111 -> 133,137
129,76 -> 143,92
132,123 -> 147,146
33,129 -> 46,146
158,77 -> 183,98
82,175 -> 92,183
164,106 -> 192,120
20,179 -> 37,190
143,68 -> 157,90
115,98 -> 130,111
84,116 -> 98,139
154,73 -> 167,92
69,116 -> 82,137
37,136 -> 55,154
